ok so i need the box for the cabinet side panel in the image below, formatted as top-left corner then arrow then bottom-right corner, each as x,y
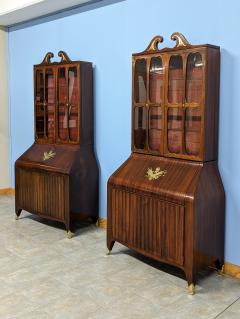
80,63 -> 93,146
194,161 -> 225,268
204,48 -> 220,161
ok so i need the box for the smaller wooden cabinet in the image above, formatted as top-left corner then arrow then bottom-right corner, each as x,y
15,51 -> 98,237
107,33 -> 225,294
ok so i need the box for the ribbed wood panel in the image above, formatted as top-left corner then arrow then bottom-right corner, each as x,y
15,168 -> 67,221
111,188 -> 184,266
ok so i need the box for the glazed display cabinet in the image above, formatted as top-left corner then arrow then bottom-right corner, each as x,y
107,33 -> 225,294
15,51 -> 98,238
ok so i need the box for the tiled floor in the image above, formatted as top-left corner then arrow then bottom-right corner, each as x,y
0,195 -> 240,319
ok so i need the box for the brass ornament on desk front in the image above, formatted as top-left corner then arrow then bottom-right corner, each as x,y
146,167 -> 167,181
43,150 -> 56,161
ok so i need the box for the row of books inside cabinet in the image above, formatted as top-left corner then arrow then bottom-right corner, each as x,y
58,113 -> 78,142
36,112 -> 78,142
167,107 -> 201,155
135,76 -> 202,105
36,76 -> 78,105
134,55 -> 203,104
134,107 -> 201,156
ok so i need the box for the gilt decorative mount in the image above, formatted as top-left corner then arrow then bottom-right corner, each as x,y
146,167 -> 167,181
40,51 -> 72,64
43,150 -> 56,161
143,32 -> 191,54
171,32 -> 190,48
145,35 -> 164,53
58,51 -> 72,63
41,52 -> 54,64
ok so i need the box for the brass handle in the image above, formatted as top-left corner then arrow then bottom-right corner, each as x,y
146,167 -> 167,181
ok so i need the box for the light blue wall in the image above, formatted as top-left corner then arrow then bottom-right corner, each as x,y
8,0 -> 240,265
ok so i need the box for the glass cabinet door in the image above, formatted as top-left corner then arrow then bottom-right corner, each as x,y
134,59 -> 147,104
148,107 -> 162,151
45,68 -> 55,140
35,69 -> 44,139
185,52 -> 203,156
166,55 -> 184,155
167,107 -> 183,154
168,55 -> 184,104
185,107 -> 201,156
57,67 -> 68,141
149,57 -> 164,104
186,53 -> 203,104
68,67 -> 78,142
134,107 -> 147,149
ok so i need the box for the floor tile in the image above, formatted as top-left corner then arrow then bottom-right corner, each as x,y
0,195 -> 240,319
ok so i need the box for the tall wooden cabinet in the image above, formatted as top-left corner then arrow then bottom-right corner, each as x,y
107,33 -> 225,294
15,51 -> 98,238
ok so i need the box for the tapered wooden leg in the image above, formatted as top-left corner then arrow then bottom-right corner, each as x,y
106,240 -> 115,255
15,208 -> 22,220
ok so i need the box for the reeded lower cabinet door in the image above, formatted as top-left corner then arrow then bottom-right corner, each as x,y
110,188 -> 184,266
15,167 -> 68,221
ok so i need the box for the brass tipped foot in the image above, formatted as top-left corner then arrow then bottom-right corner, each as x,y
218,264 -> 225,276
106,249 -> 111,256
188,283 -> 195,295
67,230 -> 73,239
15,215 -> 19,220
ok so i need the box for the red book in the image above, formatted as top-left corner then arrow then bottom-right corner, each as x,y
167,130 -> 182,153
149,129 -> 161,151
150,73 -> 163,104
149,108 -> 162,129
185,131 -> 200,155
47,113 -> 54,139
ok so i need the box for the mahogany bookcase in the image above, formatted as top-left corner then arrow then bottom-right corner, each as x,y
15,51 -> 99,238
107,33 -> 225,294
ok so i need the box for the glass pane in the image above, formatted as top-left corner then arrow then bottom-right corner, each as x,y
168,55 -> 184,104
46,68 -> 55,139
149,107 -> 162,151
68,67 -> 78,141
185,107 -> 201,156
36,105 -> 44,139
134,107 -> 147,149
149,57 -> 164,104
186,53 -> 203,103
134,59 -> 147,103
58,68 -> 68,140
36,70 -> 44,103
167,107 -> 183,154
